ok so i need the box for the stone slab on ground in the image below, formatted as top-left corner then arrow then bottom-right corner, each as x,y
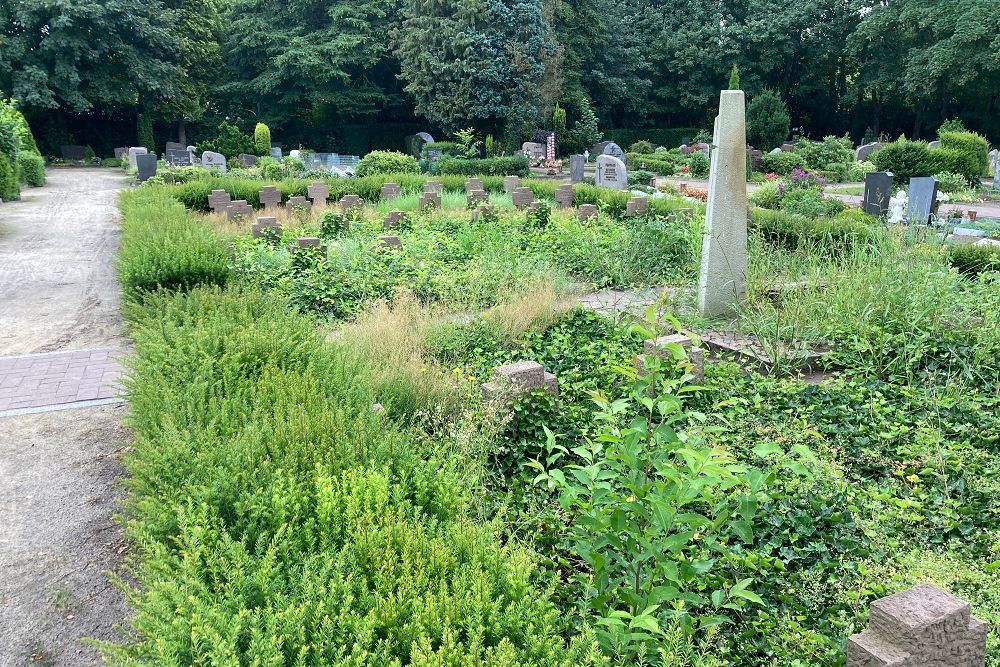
701,330 -> 828,375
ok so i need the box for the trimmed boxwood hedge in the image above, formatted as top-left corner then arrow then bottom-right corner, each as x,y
438,155 -> 530,177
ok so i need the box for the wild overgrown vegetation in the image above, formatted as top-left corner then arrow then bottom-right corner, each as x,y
110,178 -> 1000,666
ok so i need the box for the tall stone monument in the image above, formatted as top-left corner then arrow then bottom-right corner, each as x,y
697,90 -> 748,319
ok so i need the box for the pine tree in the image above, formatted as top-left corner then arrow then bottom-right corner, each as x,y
728,64 -> 740,90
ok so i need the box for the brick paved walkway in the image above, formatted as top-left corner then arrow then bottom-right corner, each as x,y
0,347 -> 125,416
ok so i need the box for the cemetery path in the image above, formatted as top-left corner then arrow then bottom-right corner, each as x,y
0,168 -> 130,666
0,168 -> 126,356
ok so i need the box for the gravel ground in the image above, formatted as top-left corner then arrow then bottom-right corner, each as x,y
0,168 -> 131,666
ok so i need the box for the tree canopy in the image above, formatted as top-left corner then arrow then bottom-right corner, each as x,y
2,0 -> 998,154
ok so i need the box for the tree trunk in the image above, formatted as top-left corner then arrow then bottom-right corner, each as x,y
912,101 -> 924,139
177,119 -> 187,146
872,90 -> 881,138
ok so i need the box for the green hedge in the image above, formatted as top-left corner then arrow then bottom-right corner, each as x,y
117,187 -> 231,301
751,207 -> 882,253
0,152 -> 19,201
626,153 -> 676,176
761,151 -> 806,175
17,151 -> 45,186
939,131 -> 989,177
947,243 -> 1000,277
438,155 -> 530,177
354,150 -> 420,177
605,127 -> 701,150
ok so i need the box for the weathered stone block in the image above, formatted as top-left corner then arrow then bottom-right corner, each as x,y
285,196 -> 312,213
307,181 -> 330,205
578,204 -> 598,222
259,186 -> 282,209
847,585 -> 987,667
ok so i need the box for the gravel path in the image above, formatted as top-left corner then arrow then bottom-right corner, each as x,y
0,168 -> 130,666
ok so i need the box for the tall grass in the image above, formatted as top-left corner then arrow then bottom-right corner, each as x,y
740,229 -> 1000,384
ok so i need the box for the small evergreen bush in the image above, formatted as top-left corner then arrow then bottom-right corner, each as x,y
871,138 -> 931,181
761,151 -> 806,175
747,90 -> 790,150
355,150 -> 420,177
938,131 -> 989,179
629,140 -> 656,154
17,151 -> 45,186
254,122 -> 271,155
947,243 -> 1000,277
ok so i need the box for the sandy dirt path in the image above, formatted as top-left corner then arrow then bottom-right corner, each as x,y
1,168 -> 130,666
0,168 -> 126,356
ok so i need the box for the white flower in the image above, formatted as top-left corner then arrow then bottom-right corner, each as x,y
936,192 -> 950,202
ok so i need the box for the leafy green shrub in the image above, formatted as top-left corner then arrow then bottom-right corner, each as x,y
355,150 -> 420,177
797,135 -> 853,170
937,131 -> 989,179
254,122 -> 271,155
197,121 -> 259,160
761,151 -> 806,175
821,162 -> 849,182
101,157 -> 124,168
747,90 -> 790,151
629,140 -> 656,154
938,118 -> 967,135
0,152 -> 19,201
871,138 -> 931,181
749,181 -> 781,209
751,208 -> 880,253
17,150 -> 45,186
686,151 -> 710,177
933,172 -> 968,193
605,128 -> 700,151
258,156 -> 284,180
117,187 -> 230,301
438,155 -> 530,177
924,148 -> 979,184
627,169 -> 654,187
947,243 -> 1000,277
0,98 -> 40,153
779,188 -> 846,218
627,154 -> 676,176
847,160 -> 874,181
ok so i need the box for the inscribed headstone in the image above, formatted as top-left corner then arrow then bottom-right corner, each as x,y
136,154 -> 158,182
595,155 -> 627,190
570,154 -> 585,183
908,177 -> 938,224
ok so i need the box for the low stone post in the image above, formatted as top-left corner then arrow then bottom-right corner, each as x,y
848,584 -> 987,667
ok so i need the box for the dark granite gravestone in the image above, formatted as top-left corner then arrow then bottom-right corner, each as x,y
570,155 -> 585,183
113,147 -> 128,160
60,146 -> 87,161
259,186 -> 282,209
166,149 -> 192,166
238,153 -> 259,167
863,171 -> 894,216
907,177 -> 938,225
165,141 -> 185,154
135,153 -> 158,182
